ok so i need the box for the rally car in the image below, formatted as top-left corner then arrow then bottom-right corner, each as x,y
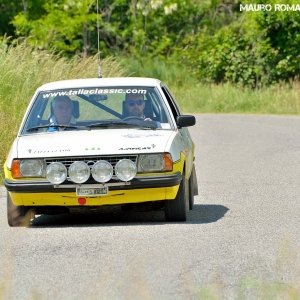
4,77 -> 198,226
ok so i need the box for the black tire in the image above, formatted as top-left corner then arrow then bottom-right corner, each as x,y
188,164 -> 197,210
7,192 -> 32,227
165,171 -> 189,221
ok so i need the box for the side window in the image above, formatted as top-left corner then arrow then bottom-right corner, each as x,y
145,90 -> 166,122
161,86 -> 181,118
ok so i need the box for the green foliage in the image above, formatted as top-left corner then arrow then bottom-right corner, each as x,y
179,0 -> 300,87
1,0 -> 300,86
121,56 -> 197,87
0,40 -> 127,180
255,1 -> 300,82
10,0 -> 206,57
1,41 -> 300,182
0,1 -> 24,36
120,55 -> 300,116
12,0 -> 97,56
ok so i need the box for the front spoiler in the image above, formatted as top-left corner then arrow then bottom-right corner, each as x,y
4,173 -> 182,193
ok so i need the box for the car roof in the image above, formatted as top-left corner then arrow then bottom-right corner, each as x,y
38,77 -> 163,91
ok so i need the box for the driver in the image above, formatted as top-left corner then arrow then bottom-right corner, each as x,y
124,93 -> 162,128
50,95 -> 75,125
48,96 -> 76,132
124,93 -> 147,119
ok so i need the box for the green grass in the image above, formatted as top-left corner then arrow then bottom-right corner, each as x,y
1,45 -> 300,181
198,279 -> 300,300
122,57 -> 300,114
0,42 -> 127,181
172,81 -> 300,114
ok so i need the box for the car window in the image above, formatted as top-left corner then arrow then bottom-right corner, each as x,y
161,85 -> 183,118
21,86 -> 173,134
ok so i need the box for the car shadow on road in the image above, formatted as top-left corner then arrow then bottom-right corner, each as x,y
188,204 -> 229,224
30,203 -> 229,227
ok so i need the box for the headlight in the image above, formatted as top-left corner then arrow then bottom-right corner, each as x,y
46,162 -> 67,184
138,153 -> 173,172
91,160 -> 113,183
139,154 -> 163,172
11,159 -> 45,178
68,161 -> 90,184
115,159 -> 137,181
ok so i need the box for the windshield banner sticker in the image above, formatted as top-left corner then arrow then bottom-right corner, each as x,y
42,88 -> 147,99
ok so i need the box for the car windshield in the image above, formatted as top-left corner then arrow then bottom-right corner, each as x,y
21,86 -> 173,134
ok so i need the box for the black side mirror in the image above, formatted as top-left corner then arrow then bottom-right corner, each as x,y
176,115 -> 196,128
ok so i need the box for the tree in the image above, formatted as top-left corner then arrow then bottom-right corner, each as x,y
12,0 -> 96,56
11,0 -> 206,57
0,0 -> 24,37
179,0 -> 300,86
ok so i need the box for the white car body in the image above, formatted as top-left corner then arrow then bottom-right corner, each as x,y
4,77 -> 198,226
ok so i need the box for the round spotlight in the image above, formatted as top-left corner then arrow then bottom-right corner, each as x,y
46,162 -> 67,184
91,160 -> 113,183
68,161 -> 90,184
115,159 -> 137,181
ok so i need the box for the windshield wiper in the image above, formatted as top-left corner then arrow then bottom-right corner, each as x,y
26,124 -> 86,132
87,120 -> 157,130
87,121 -> 139,128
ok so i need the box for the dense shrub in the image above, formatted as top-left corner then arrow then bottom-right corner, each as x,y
1,0 -> 300,87
179,0 -> 300,87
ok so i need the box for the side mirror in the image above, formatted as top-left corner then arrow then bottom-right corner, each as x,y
176,115 -> 196,128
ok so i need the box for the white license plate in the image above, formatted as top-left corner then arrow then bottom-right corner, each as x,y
76,187 -> 108,196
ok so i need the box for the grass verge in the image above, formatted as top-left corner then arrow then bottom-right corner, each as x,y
122,57 -> 300,115
0,41 -> 127,182
1,46 -> 300,181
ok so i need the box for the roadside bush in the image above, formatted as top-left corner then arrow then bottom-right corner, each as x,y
179,0 -> 300,87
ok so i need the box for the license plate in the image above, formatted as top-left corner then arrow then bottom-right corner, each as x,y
76,186 -> 108,196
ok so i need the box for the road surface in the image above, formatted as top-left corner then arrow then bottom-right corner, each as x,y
1,114 -> 300,299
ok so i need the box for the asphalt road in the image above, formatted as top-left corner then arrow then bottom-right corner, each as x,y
1,114 -> 300,299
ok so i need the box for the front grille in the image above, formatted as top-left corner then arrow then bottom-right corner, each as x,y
45,155 -> 138,168
45,155 -> 138,184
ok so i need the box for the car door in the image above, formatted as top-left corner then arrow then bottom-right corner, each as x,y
160,84 -> 195,178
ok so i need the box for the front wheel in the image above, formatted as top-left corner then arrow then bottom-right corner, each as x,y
165,171 -> 189,221
189,164 -> 197,210
7,193 -> 32,227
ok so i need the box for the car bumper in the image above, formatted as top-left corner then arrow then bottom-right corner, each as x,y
5,173 -> 182,206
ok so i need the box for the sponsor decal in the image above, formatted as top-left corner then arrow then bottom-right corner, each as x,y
42,88 -> 147,99
27,149 -> 71,154
119,144 -> 156,151
122,133 -> 163,138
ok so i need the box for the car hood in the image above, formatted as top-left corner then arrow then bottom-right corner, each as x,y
16,129 -> 177,158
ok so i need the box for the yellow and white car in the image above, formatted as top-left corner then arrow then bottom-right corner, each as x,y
4,77 -> 198,226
